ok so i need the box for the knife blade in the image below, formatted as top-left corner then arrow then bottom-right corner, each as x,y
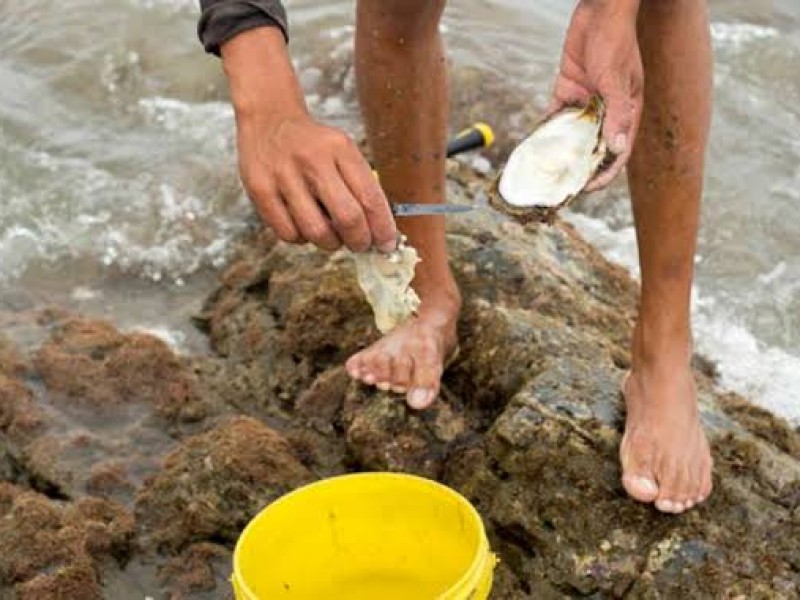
391,203 -> 474,217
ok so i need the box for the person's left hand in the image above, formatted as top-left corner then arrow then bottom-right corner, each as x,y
550,0 -> 644,191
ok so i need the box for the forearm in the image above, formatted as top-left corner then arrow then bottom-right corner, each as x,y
221,27 -> 307,122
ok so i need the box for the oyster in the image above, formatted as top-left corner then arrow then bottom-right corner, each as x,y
354,236 -> 421,334
491,96 -> 607,223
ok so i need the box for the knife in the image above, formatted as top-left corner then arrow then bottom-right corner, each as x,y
379,123 -> 492,218
391,203 -> 475,217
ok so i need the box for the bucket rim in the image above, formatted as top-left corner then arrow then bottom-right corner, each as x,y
232,471 -> 491,600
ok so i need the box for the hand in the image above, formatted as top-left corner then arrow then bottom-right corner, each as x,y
237,113 -> 398,253
550,0 -> 644,190
221,27 -> 397,253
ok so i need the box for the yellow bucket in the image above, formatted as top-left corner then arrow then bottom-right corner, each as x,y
232,472 -> 496,599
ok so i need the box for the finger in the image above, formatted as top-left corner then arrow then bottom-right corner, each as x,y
279,170 -> 342,252
585,91 -> 643,192
305,165 -> 372,253
602,86 -> 636,157
336,149 -> 398,254
245,179 -> 304,244
548,75 -> 593,117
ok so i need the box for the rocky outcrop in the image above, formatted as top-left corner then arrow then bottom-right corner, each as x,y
1,167 -> 798,598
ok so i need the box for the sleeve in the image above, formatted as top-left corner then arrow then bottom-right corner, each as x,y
198,0 -> 288,56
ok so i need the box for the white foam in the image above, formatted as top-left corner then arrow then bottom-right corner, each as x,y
711,22 -> 779,48
565,210 -> 800,425
137,97 -> 234,152
129,326 -> 187,351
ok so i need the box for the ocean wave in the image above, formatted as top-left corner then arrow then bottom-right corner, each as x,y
711,22 -> 779,47
565,210 -> 800,425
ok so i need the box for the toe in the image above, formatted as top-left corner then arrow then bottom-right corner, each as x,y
620,439 -> 659,503
406,342 -> 443,411
655,499 -> 674,513
622,473 -> 659,503
345,353 -> 364,380
375,354 -> 394,385
391,355 -> 413,394
350,348 -> 379,385
653,458 -> 680,514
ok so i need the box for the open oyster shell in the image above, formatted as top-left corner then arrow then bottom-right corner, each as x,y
490,96 -> 607,224
353,236 -> 421,334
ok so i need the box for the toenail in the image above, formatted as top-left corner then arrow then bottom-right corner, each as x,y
377,381 -> 390,391
391,386 -> 407,394
364,373 -> 376,385
696,495 -> 706,504
673,502 -> 685,513
408,388 -> 433,410
684,500 -> 694,509
656,500 -> 674,513
634,477 -> 658,495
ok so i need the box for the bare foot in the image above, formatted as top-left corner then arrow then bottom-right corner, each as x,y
620,361 -> 713,514
345,287 -> 459,410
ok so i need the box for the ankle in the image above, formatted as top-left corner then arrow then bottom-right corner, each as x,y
632,320 -> 693,372
416,279 -> 461,315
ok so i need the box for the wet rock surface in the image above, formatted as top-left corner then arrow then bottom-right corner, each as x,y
1,169 -> 799,599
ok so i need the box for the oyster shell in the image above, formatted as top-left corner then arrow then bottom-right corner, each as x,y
491,96 -> 607,223
354,236 -> 420,334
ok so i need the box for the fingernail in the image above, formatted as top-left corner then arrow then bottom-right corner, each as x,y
611,133 -> 627,154
378,239 -> 398,254
408,388 -> 432,410
635,477 -> 658,495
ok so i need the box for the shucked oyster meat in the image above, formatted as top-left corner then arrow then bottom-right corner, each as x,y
491,96 -> 607,223
354,236 -> 420,334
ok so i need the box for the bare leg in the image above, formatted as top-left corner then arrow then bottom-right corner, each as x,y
345,0 -> 459,410
621,0 -> 713,513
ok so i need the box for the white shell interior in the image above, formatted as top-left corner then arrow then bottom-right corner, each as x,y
498,108 -> 604,208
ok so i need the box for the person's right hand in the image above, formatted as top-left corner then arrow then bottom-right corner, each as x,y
236,113 -> 398,253
221,27 -> 397,254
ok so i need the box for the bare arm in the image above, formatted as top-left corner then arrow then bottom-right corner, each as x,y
199,3 -> 398,253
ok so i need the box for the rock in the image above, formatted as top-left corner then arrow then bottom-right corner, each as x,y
180,166 -> 800,595
0,483 -> 133,597
134,416 -> 314,552
33,318 -> 212,424
158,542 -> 232,599
2,152 -> 799,597
0,335 -> 27,378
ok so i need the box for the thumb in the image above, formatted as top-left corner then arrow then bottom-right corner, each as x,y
601,92 -> 634,156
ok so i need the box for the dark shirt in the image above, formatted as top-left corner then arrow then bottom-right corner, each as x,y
198,0 -> 287,55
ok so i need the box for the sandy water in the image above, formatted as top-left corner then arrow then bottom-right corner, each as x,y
1,0 -> 798,420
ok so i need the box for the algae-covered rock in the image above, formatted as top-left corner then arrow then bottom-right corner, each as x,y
0,483 -> 133,598
1,161 -> 799,598
134,416 -> 314,552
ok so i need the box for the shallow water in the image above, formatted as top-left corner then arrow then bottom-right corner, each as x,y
0,1 -> 798,419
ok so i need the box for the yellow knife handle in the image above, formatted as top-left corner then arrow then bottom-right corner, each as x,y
373,122 -> 494,180
446,122 -> 494,158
